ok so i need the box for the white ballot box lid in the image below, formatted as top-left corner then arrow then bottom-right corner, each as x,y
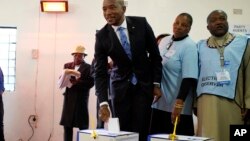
148,134 -> 212,141
77,129 -> 139,141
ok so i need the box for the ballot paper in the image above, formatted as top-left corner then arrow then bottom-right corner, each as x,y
108,118 -> 120,133
58,69 -> 81,89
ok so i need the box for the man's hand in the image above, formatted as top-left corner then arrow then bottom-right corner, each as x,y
153,86 -> 162,103
98,105 -> 111,122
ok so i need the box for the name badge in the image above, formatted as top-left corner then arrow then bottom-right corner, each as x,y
216,70 -> 231,85
164,50 -> 176,58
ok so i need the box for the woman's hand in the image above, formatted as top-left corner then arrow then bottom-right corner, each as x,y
171,99 -> 184,123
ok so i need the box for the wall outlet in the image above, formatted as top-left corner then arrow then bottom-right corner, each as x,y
32,49 -> 39,59
29,115 -> 38,128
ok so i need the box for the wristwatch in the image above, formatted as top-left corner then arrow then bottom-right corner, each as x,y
154,83 -> 161,88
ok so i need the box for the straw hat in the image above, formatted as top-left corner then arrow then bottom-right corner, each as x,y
71,45 -> 87,56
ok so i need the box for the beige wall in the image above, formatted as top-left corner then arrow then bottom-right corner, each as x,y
0,0 -> 249,140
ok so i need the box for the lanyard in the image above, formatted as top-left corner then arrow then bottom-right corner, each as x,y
211,37 -> 228,68
216,46 -> 225,68
166,40 -> 174,50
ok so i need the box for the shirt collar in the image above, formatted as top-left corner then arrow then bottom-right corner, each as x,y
172,35 -> 188,41
112,18 -> 127,32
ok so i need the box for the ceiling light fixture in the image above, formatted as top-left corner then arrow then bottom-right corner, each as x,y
40,0 -> 68,12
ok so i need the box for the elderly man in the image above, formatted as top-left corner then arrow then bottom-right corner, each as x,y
60,45 -> 94,141
196,10 -> 250,141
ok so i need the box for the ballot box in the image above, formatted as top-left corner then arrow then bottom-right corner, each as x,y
148,134 -> 212,141
77,129 -> 139,141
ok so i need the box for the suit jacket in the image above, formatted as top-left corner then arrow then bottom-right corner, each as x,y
94,16 -> 162,103
60,61 -> 94,128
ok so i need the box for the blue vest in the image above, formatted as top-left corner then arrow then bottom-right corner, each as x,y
197,34 -> 248,99
152,35 -> 198,115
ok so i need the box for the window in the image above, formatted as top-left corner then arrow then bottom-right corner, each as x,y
0,27 -> 17,92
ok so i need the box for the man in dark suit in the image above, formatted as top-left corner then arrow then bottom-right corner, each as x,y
60,45 -> 94,141
94,0 -> 162,140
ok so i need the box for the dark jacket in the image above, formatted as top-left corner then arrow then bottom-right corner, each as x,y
60,61 -> 94,129
94,16 -> 162,103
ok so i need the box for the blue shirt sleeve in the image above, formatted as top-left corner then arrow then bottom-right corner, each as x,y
0,67 -> 4,93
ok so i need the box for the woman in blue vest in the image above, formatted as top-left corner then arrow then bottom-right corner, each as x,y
151,13 -> 198,136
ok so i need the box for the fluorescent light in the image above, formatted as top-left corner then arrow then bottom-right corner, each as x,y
40,0 -> 68,12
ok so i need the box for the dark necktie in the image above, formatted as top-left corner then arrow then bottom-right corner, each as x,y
117,27 -> 137,85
